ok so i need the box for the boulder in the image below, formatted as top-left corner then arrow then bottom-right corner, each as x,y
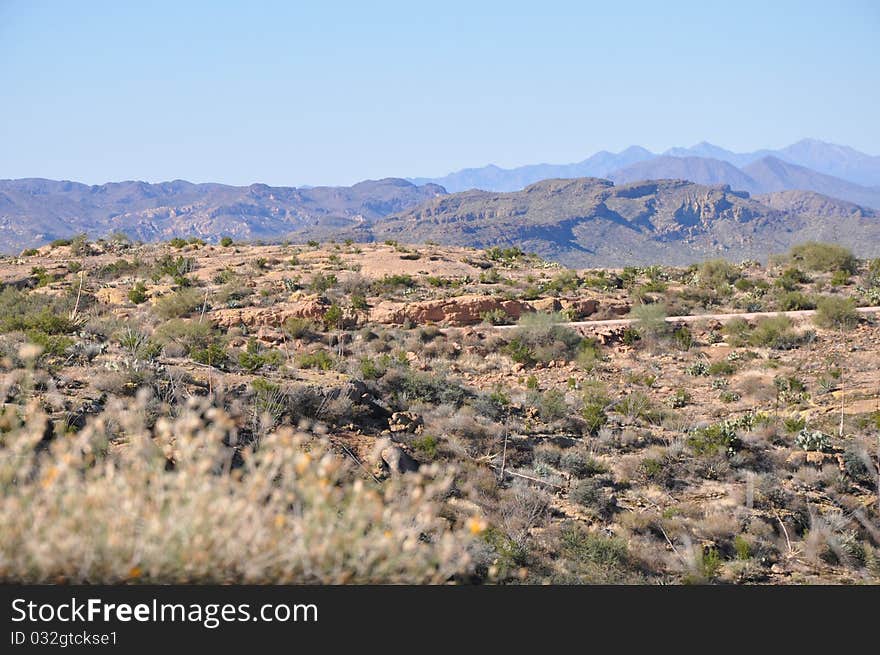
560,298 -> 599,319
380,445 -> 420,474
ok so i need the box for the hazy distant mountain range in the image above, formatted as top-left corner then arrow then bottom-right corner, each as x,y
1,139 -> 878,266
0,178 -> 444,254
409,139 -> 880,208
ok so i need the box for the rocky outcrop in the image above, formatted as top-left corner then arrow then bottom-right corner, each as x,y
388,411 -> 423,434
371,295 -> 533,327
211,296 -> 328,329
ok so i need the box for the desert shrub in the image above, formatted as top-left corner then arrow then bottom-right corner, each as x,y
322,303 -> 344,330
155,288 -> 204,319
358,357 -> 385,380
570,479 -> 617,517
777,291 -> 815,311
373,274 -> 415,293
671,326 -> 693,351
350,293 -> 369,311
507,312 -> 583,364
68,233 -> 91,256
220,236 -> 234,247
670,388 -> 691,408
782,415 -> 806,434
155,257 -> 195,282
749,315 -> 811,349
391,370 -> 469,406
559,524 -> 629,568
94,258 -> 140,281
154,319 -> 214,354
168,237 -> 188,249
813,296 -> 859,330
412,434 -> 439,460
559,450 -> 607,478
0,398 -> 474,583
0,288 -> 77,335
775,267 -> 811,291
698,259 -> 740,289
543,269 -> 580,294
789,242 -> 857,274
533,443 -> 563,467
708,360 -> 736,376
630,303 -> 668,339
239,339 -> 285,372
481,308 -> 512,325
687,418 -> 746,456
128,281 -> 148,304
282,317 -> 315,340
190,342 -> 228,369
486,246 -> 524,263
532,389 -> 568,422
616,391 -> 657,422
504,338 -> 534,366
830,269 -> 851,286
843,445 -> 874,486
722,317 -> 751,346
26,331 -> 74,357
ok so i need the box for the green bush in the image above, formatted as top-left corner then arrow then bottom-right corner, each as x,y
373,274 -> 414,293
813,296 -> 859,330
670,388 -> 691,408
128,281 -> 148,304
559,450 -> 607,478
570,479 -> 616,517
239,339 -> 285,372
412,435 -> 439,460
508,312 -> 583,364
154,319 -> 214,353
629,303 -> 667,339
789,242 -> 857,274
687,418 -> 746,456
190,342 -> 228,369
322,304 -> 344,330
749,315 -> 811,349
560,525 -> 629,568
698,259 -> 740,289
777,291 -> 815,311
533,389 -> 568,422
359,357 -> 385,380
220,236 -> 234,247
0,288 -> 77,335
155,288 -> 204,319
707,360 -> 736,376
297,349 -> 334,371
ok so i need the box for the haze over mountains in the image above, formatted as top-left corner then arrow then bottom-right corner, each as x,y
1,139 -> 878,266
410,139 -> 880,209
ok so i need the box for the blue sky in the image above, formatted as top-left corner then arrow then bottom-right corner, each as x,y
1,0 -> 878,186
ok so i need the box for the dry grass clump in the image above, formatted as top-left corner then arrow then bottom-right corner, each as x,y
0,394 -> 475,584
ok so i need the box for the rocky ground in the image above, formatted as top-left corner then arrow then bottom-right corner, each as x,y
1,237 -> 878,583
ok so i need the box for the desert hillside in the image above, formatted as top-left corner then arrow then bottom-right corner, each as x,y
1,237 -> 878,583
